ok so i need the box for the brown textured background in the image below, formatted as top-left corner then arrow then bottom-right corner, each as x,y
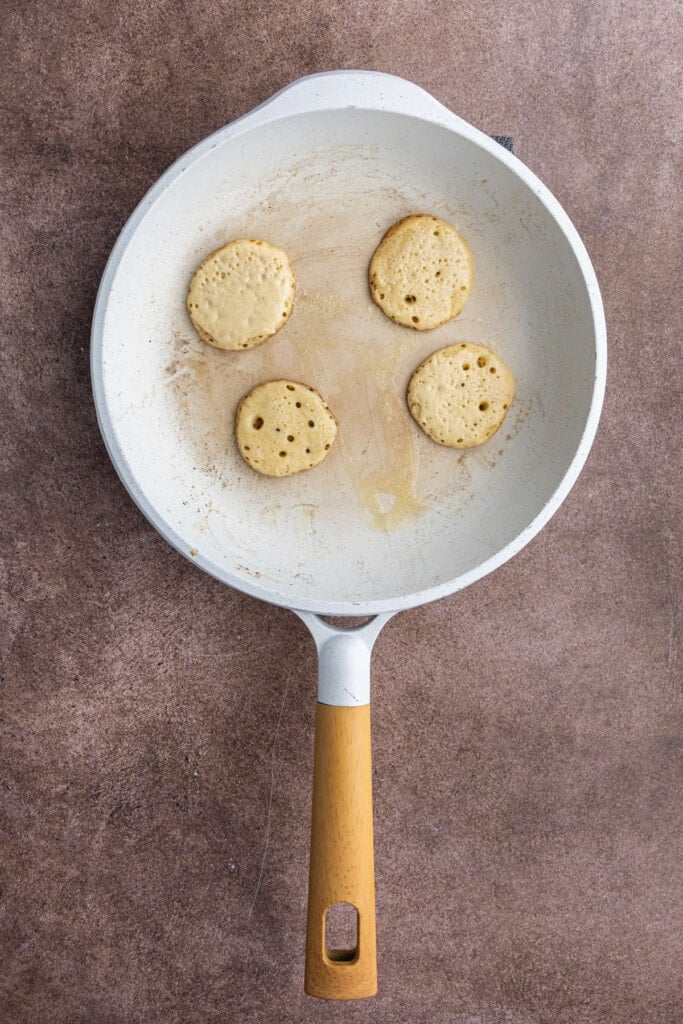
1,1 -> 681,1022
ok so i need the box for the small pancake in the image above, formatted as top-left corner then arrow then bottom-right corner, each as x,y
187,239 -> 295,350
369,214 -> 473,330
407,343 -> 515,448
235,380 -> 337,477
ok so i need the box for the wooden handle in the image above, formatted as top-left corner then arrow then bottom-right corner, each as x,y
305,702 -> 377,999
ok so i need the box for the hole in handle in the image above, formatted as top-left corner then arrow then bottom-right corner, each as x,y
325,902 -> 358,963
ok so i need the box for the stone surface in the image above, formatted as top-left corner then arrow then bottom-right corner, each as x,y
0,1 -> 680,1022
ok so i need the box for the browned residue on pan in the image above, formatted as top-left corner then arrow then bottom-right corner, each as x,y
165,157 -> 522,533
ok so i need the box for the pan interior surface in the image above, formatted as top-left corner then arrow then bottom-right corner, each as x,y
97,109 -> 600,612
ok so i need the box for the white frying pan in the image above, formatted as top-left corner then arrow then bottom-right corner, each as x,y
91,71 -> 606,1000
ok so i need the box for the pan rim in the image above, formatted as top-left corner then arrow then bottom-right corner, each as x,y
90,72 -> 607,616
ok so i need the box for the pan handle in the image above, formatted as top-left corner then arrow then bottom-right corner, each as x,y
294,612 -> 392,999
306,701 -> 375,999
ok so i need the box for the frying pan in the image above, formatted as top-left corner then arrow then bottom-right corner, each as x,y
90,71 -> 606,1000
